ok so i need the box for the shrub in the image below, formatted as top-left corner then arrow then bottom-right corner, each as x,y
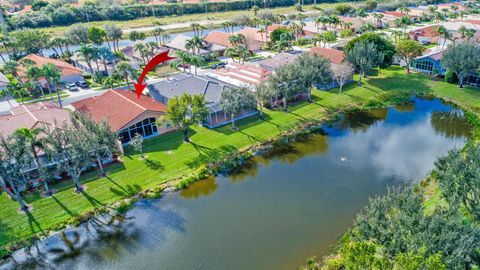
444,69 -> 458,84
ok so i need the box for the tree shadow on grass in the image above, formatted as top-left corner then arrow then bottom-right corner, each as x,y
80,190 -> 104,209
140,129 -> 196,155
52,196 -> 76,217
367,73 -> 433,94
109,183 -> 142,197
144,158 -> 165,171
186,143 -> 237,168
26,210 -> 44,236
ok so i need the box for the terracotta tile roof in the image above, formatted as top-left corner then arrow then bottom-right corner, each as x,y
18,54 -> 82,82
410,25 -> 440,38
204,31 -> 233,48
72,90 -> 167,132
309,47 -> 346,64
0,102 -> 71,137
211,62 -> 271,86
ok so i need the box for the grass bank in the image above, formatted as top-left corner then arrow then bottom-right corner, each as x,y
1,66 -> 480,257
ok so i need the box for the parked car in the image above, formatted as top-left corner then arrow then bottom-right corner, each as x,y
211,62 -> 227,69
420,40 -> 431,45
76,80 -> 89,88
66,83 -> 78,91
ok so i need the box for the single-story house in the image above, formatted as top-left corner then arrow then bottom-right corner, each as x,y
409,25 -> 441,44
257,52 -> 301,71
165,35 -> 211,55
0,102 -> 73,191
148,74 -> 258,128
18,54 -> 84,87
410,50 -> 446,75
209,62 -> 271,90
309,47 -> 353,90
204,28 -> 265,53
72,90 -> 170,145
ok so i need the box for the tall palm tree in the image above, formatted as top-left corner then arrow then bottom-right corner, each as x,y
186,36 -> 206,55
78,44 -> 95,74
41,63 -> 62,106
437,25 -> 451,49
98,47 -> 114,75
373,13 -> 384,29
4,60 -> 22,84
24,65 -> 46,100
114,61 -> 134,90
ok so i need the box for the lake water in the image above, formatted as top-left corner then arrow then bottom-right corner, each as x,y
1,98 -> 471,270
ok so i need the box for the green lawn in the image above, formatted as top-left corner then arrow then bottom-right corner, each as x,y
1,66 -> 480,254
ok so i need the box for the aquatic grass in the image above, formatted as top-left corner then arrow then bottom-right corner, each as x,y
1,66 -> 480,257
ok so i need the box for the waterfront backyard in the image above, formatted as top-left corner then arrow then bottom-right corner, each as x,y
1,66 -> 480,256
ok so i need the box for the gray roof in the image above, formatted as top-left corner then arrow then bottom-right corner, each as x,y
148,75 -> 232,109
257,52 -> 301,70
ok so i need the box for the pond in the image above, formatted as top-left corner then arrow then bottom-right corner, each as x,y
0,98 -> 471,270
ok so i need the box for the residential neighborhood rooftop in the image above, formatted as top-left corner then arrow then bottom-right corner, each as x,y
0,102 -> 71,136
309,47 -> 346,65
71,90 -> 167,132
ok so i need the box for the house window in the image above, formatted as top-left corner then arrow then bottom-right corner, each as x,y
414,59 -> 434,72
118,117 -> 159,144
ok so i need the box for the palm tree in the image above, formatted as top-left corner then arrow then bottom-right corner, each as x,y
257,28 -> 267,42
399,7 -> 411,15
190,55 -> 205,75
24,64 -> 46,100
98,47 -> 114,75
251,5 -> 260,16
186,36 -> 206,55
4,61 -> 22,84
114,61 -> 134,90
175,51 -> 193,73
41,63 -> 62,107
78,44 -> 95,74
190,23 -> 204,37
437,25 -> 451,49
373,13 -> 384,29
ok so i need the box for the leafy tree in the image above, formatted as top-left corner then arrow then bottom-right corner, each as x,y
332,62 -> 354,92
435,146 -> 480,221
4,60 -> 22,83
254,82 -> 272,119
164,93 -> 208,142
441,43 -> 480,88
66,23 -> 89,45
319,31 -> 337,47
345,33 -> 395,68
346,41 -> 384,85
0,134 -> 33,212
395,39 -> 425,73
269,27 -> 292,43
11,29 -> 50,56
128,31 -> 146,42
87,26 -> 107,46
340,29 -> 354,38
220,87 -> 256,129
251,5 -> 260,16
130,133 -> 145,159
296,54 -> 332,101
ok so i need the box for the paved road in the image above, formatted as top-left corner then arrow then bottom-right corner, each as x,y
0,95 -> 18,115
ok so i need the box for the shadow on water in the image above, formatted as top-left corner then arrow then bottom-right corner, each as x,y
180,176 -> 218,199
431,109 -> 472,139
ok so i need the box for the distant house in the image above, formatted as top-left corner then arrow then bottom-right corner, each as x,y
310,47 -> 353,90
409,25 -> 440,44
18,54 -> 84,86
257,52 -> 301,71
165,35 -> 211,55
410,50 -> 446,75
204,28 -> 265,53
72,90 -> 170,145
209,62 -> 271,90
148,74 -> 258,128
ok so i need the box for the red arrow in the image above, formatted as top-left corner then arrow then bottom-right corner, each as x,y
134,50 -> 175,98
